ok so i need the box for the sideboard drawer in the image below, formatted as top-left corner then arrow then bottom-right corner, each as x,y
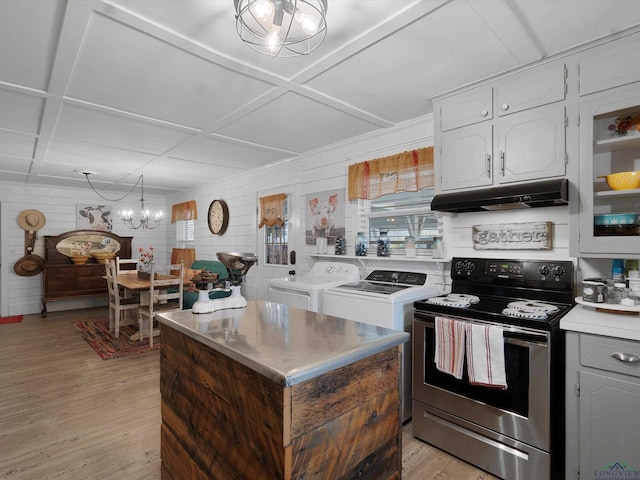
77,265 -> 105,277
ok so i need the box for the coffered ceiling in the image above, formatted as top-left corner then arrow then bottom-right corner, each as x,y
2,0 -> 640,195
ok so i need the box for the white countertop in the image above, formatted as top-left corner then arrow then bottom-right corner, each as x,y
560,304 -> 640,341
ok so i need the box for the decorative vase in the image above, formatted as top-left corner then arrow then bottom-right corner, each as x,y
355,232 -> 367,256
377,231 -> 390,257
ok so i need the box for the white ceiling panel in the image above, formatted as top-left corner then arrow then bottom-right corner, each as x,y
0,0 -> 64,90
218,91 -> 380,152
66,10 -> 277,128
170,135 -> 289,168
515,0 -> 640,53
53,104 -> 197,154
1,0 -> 639,193
0,157 -> 30,174
44,139 -> 155,172
0,90 -> 45,134
0,131 -> 36,159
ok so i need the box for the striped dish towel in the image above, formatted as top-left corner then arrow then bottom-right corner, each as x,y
465,323 -> 507,389
434,316 -> 466,379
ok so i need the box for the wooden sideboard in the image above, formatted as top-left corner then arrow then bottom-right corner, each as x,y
41,230 -> 132,317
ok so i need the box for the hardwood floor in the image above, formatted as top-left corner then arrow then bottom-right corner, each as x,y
0,307 -> 497,479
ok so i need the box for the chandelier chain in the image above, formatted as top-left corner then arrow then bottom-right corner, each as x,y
84,173 -> 142,202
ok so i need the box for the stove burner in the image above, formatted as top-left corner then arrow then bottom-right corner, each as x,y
506,301 -> 559,313
501,307 -> 549,320
447,293 -> 480,304
426,296 -> 473,308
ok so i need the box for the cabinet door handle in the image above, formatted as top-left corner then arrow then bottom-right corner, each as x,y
486,153 -> 491,178
501,103 -> 509,111
611,352 -> 640,363
500,151 -> 505,176
480,110 -> 489,117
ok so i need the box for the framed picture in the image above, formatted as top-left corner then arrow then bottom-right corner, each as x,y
77,204 -> 113,231
305,189 -> 345,245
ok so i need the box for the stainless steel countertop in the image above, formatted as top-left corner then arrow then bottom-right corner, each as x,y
156,300 -> 410,386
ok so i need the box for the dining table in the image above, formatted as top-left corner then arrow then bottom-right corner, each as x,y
112,270 -> 186,341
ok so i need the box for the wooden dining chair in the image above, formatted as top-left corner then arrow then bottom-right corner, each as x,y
115,256 -> 139,274
105,259 -> 140,338
137,262 -> 184,347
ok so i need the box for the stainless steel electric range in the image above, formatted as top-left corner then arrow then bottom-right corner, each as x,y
412,257 -> 574,480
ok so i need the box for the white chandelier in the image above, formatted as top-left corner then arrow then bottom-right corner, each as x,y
83,172 -> 163,230
234,0 -> 327,57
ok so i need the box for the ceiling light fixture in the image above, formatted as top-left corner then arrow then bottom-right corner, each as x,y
234,0 -> 327,57
82,172 -> 163,230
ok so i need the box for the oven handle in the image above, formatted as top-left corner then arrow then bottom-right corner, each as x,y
417,318 -> 548,347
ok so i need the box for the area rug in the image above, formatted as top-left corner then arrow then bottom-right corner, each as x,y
0,315 -> 23,325
72,318 -> 160,360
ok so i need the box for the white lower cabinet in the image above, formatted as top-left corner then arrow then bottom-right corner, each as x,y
565,332 -> 640,480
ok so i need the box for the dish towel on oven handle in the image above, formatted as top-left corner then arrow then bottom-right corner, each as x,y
434,316 -> 466,380
465,322 -> 508,389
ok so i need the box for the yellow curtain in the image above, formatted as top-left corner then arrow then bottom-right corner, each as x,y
348,147 -> 434,200
258,193 -> 286,229
171,200 -> 198,223
171,248 -> 195,269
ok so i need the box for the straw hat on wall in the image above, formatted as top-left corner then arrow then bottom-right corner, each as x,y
18,209 -> 46,232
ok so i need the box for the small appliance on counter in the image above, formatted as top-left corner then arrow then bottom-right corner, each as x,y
192,252 -> 258,313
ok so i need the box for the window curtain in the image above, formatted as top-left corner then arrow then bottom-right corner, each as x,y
171,248 -> 195,269
347,147 -> 434,200
258,193 -> 286,229
171,200 -> 198,223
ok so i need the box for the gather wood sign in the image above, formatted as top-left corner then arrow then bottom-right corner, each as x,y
472,222 -> 553,250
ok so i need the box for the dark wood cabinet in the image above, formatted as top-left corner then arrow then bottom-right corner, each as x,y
41,230 -> 132,317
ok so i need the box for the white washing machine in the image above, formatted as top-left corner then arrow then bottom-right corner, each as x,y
322,270 -> 441,422
267,262 -> 360,313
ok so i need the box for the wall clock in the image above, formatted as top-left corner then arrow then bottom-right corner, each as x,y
208,199 -> 229,235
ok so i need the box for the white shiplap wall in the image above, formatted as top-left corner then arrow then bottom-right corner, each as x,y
0,181 -> 170,316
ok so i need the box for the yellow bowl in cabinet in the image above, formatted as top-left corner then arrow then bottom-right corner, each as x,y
599,171 -> 640,190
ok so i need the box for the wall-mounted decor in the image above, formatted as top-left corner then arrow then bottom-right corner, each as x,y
77,204 -> 113,231
14,209 -> 47,276
305,189 -> 345,245
208,199 -> 229,235
473,222 -> 553,250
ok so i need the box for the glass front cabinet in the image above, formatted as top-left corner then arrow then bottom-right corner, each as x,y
576,82 -> 640,257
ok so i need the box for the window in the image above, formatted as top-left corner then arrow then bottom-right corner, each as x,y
358,188 -> 439,255
176,219 -> 195,248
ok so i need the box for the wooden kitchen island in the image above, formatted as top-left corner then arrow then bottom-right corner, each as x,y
156,301 -> 409,480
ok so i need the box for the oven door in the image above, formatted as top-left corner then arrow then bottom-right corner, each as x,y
413,314 -> 552,451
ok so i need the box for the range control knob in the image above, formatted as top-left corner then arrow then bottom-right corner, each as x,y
326,266 -> 334,273
552,266 -> 565,277
538,265 -> 550,276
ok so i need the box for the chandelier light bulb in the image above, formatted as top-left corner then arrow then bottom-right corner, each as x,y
294,10 -> 318,35
267,28 -> 281,51
251,0 -> 274,19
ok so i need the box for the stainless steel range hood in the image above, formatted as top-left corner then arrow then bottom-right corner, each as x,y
430,178 -> 568,213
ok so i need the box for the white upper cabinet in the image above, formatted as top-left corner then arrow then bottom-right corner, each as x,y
579,32 -> 640,96
495,63 -> 566,117
440,88 -> 493,132
436,62 -> 567,192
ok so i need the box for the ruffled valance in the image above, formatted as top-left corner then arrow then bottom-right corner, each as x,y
348,147 -> 434,200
